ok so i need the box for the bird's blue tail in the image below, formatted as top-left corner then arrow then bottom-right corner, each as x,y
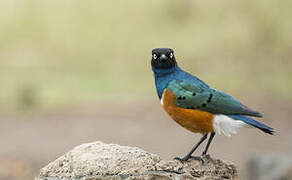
229,115 -> 274,135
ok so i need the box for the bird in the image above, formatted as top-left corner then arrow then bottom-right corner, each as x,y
151,48 -> 274,162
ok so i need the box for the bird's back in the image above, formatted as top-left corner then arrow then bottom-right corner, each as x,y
154,65 -> 209,98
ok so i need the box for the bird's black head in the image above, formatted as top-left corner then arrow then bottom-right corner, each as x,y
151,48 -> 177,69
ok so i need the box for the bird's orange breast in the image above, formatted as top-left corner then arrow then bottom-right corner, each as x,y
161,89 -> 214,134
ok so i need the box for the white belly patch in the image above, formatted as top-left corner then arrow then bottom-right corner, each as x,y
213,114 -> 250,136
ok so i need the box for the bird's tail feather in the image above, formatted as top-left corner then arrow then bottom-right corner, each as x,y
229,115 -> 274,135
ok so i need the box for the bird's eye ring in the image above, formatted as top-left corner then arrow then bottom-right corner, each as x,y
170,53 -> 173,59
153,54 -> 157,59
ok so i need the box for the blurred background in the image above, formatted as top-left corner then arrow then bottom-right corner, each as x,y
0,0 -> 291,179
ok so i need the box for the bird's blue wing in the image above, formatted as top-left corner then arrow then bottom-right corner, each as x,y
167,80 -> 263,117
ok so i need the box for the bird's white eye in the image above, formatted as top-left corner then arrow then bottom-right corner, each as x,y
153,54 -> 157,59
170,53 -> 173,59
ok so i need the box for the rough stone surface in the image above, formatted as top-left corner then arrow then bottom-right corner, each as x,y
37,141 -> 238,180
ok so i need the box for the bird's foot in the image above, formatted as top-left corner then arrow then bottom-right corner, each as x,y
174,156 -> 204,163
174,156 -> 185,162
200,154 -> 214,164
201,154 -> 211,160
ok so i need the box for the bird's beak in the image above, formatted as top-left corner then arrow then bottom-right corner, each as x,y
160,54 -> 167,61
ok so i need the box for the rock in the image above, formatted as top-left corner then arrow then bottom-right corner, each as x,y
36,141 -> 238,180
246,154 -> 292,180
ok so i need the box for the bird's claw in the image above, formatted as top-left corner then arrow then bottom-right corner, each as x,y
174,156 -> 204,163
202,154 -> 211,160
174,156 -> 187,162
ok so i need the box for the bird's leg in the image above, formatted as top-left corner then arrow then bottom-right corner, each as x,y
201,132 -> 215,159
175,133 -> 208,162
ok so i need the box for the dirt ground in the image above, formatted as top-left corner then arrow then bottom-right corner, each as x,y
0,97 -> 291,180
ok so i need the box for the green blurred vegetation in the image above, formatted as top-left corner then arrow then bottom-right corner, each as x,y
0,0 -> 291,111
